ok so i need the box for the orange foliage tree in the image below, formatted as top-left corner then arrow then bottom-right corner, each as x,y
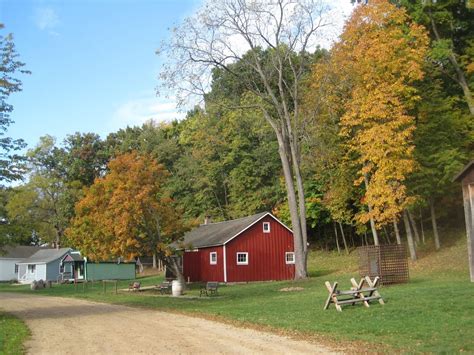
310,0 -> 429,245
66,151 -> 185,278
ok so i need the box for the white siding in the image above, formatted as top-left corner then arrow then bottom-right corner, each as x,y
37,264 -> 47,281
0,259 -> 21,281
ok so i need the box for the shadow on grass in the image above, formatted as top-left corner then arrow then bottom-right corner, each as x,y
308,269 -> 335,278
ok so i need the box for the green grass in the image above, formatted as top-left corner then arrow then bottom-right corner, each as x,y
1,231 -> 473,352
0,312 -> 29,355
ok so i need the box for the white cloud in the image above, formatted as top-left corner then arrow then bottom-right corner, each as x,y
34,7 -> 60,35
110,96 -> 186,131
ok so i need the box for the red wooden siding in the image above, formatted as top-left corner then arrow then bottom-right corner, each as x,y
183,246 -> 224,282
225,215 -> 294,282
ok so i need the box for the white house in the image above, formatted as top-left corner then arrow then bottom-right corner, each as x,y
0,246 -> 42,281
16,248 -> 72,284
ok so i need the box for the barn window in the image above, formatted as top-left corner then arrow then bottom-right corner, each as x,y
210,252 -> 217,265
237,252 -> 248,265
263,222 -> 270,233
285,252 -> 295,264
28,264 -> 36,273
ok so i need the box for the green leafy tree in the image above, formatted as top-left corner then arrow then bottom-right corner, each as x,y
392,0 -> 474,115
0,24 -> 30,183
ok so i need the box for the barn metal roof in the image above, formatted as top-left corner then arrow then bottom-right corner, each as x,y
453,160 -> 474,182
0,245 -> 44,259
17,248 -> 72,264
181,212 -> 290,249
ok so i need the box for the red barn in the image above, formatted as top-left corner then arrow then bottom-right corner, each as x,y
182,212 -> 295,283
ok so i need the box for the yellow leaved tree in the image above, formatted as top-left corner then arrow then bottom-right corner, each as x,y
309,0 -> 429,251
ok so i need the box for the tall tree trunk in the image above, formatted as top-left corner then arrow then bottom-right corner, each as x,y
363,174 -> 379,245
270,123 -> 306,278
408,210 -> 421,245
393,219 -> 402,245
382,225 -> 391,244
152,252 -> 157,269
164,256 -> 186,289
430,199 -> 441,250
334,222 -> 341,254
338,222 -> 349,254
420,208 -> 426,244
403,210 -> 417,261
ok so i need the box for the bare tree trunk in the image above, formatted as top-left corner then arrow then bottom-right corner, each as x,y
420,208 -> 426,244
334,222 -> 341,254
382,225 -> 391,244
338,222 -> 349,254
270,122 -> 306,278
393,219 -> 402,245
403,210 -> 417,261
363,174 -> 379,245
152,252 -> 157,269
430,199 -> 441,250
164,256 -> 186,289
408,210 -> 420,245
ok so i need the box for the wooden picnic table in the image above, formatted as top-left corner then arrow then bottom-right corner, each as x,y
323,276 -> 385,312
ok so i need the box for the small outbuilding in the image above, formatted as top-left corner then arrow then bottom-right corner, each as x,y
181,212 -> 295,283
454,160 -> 474,282
0,246 -> 43,281
17,248 -> 73,283
16,248 -> 136,283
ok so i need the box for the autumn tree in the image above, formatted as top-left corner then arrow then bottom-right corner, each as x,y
159,0 -> 333,278
309,0 -> 429,251
0,24 -> 29,184
67,152 -> 186,280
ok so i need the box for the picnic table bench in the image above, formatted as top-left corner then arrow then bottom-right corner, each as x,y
128,281 -> 141,292
157,280 -> 172,294
200,281 -> 219,297
323,276 -> 385,312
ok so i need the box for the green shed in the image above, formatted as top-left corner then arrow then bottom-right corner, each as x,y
85,262 -> 136,281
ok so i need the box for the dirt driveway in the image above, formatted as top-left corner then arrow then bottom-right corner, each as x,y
1,293 -> 337,354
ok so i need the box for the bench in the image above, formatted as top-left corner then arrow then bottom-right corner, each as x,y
323,276 -> 384,312
128,281 -> 141,292
200,281 -> 219,297
157,281 -> 172,294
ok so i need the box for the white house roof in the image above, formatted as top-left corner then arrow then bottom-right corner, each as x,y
17,248 -> 72,265
0,245 -> 44,259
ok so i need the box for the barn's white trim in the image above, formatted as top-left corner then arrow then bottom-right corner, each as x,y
223,213 -> 292,246
223,245 -> 227,283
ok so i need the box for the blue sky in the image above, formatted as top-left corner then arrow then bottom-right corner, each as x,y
0,0 -> 353,149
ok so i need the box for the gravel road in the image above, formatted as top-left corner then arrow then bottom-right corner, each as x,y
0,292 -> 337,354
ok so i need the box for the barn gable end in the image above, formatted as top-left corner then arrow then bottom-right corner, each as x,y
182,212 -> 294,283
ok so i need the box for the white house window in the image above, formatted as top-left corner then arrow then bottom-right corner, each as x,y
210,252 -> 217,265
237,252 -> 248,265
263,222 -> 271,233
285,252 -> 295,264
14,264 -> 18,274
28,264 -> 36,273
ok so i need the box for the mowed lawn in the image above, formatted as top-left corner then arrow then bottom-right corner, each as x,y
0,312 -> 29,355
1,234 -> 473,352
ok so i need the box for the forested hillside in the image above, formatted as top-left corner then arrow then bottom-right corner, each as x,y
1,0 -> 472,270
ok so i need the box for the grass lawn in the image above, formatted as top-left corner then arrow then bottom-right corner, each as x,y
1,231 -> 473,352
0,312 -> 29,355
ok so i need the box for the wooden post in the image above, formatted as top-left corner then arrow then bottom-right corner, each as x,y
115,280 -> 118,295
103,280 -> 106,294
464,184 -> 474,282
453,161 -> 474,282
